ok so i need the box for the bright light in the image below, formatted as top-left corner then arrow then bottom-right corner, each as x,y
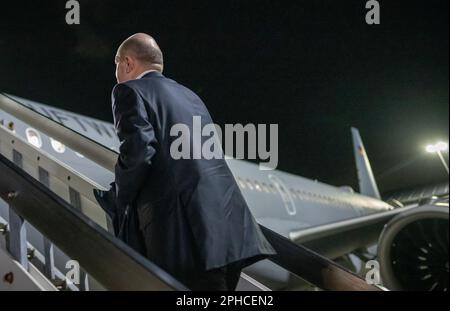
426,141 -> 450,174
26,128 -> 42,149
426,142 -> 449,153
436,141 -> 449,152
50,137 -> 66,154
426,145 -> 435,153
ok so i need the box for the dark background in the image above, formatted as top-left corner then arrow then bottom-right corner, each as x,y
0,0 -> 448,194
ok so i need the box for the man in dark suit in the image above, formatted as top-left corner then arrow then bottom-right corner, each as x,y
94,33 -> 276,291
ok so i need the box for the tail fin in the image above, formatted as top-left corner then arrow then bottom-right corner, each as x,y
351,127 -> 381,199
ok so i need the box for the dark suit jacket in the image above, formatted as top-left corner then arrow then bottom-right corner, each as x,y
94,71 -> 276,282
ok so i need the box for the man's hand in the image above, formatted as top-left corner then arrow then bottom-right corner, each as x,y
93,182 -> 123,235
93,182 -> 116,219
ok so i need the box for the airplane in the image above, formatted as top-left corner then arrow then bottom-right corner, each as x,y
0,92 -> 448,291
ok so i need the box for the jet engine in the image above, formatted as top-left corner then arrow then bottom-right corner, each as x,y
377,205 -> 449,291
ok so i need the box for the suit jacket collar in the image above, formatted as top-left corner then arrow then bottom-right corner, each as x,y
141,71 -> 164,79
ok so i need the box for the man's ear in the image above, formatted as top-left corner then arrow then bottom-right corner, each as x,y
125,56 -> 134,74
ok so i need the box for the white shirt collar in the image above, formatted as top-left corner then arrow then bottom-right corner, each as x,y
136,69 -> 157,79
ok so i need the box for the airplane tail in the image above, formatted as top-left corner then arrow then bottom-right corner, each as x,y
351,127 -> 381,199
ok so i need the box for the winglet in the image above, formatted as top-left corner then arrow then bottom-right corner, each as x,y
351,127 -> 381,199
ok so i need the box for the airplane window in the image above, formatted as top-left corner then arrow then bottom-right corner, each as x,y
236,177 -> 246,189
50,137 -> 66,153
280,186 -> 290,195
25,128 -> 42,148
245,179 -> 254,190
254,181 -> 262,192
261,182 -> 270,193
268,183 -> 277,194
290,189 -> 297,199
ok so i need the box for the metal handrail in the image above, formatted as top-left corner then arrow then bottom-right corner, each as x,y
261,227 -> 380,291
0,93 -> 117,171
0,92 -> 381,291
0,152 -> 187,291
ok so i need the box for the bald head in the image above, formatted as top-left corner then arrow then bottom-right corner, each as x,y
115,33 -> 164,83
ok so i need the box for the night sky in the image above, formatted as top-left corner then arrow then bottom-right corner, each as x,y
0,0 -> 448,194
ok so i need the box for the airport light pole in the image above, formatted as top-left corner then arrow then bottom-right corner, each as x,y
426,141 -> 449,174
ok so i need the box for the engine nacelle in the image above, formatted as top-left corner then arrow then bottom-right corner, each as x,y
377,205 -> 449,291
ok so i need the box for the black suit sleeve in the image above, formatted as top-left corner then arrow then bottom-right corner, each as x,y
112,83 -> 157,211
